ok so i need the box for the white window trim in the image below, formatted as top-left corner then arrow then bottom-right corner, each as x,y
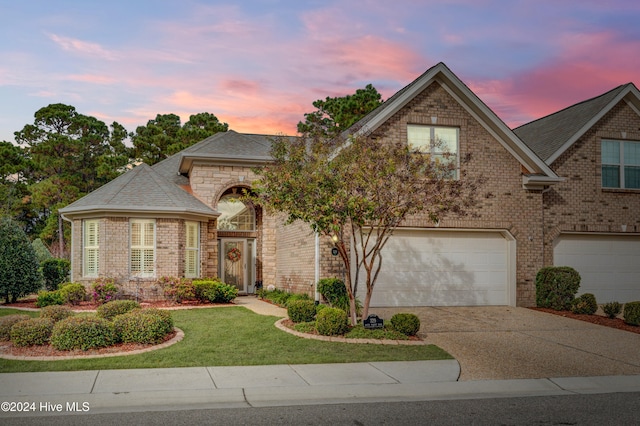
83,219 -> 99,277
130,219 -> 156,278
602,139 -> 640,189
185,221 -> 200,278
407,124 -> 460,179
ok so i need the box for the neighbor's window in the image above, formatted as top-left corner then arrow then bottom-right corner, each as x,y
185,221 -> 200,278
217,194 -> 255,231
83,219 -> 99,277
407,125 -> 459,178
602,140 -> 640,189
130,219 -> 155,277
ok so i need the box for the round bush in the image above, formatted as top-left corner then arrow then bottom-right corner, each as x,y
35,290 -> 63,308
571,293 -> 597,315
623,301 -> 640,326
96,300 -> 141,320
389,313 -> 421,336
535,266 -> 581,310
113,308 -> 173,344
603,301 -> 622,319
315,307 -> 348,336
41,258 -> 70,291
58,282 -> 87,305
0,314 -> 31,341
10,318 -> 54,346
287,299 -> 316,323
50,316 -> 116,351
40,305 -> 74,323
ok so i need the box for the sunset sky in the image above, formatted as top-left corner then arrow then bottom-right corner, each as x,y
1,0 -> 639,144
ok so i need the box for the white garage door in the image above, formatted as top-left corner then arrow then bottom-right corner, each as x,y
359,230 -> 512,307
553,234 -> 640,303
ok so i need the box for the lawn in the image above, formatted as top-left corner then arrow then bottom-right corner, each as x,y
0,306 -> 451,373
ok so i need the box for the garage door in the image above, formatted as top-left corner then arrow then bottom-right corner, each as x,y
553,234 -> 640,303
358,230 -> 513,307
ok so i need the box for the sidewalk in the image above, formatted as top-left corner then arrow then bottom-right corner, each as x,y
1,363 -> 640,417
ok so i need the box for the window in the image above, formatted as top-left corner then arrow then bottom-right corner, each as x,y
217,194 -> 255,231
602,140 -> 640,189
407,125 -> 459,178
130,219 -> 155,277
185,221 -> 199,278
83,220 -> 99,277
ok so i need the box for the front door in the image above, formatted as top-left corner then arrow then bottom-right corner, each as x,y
219,239 -> 254,293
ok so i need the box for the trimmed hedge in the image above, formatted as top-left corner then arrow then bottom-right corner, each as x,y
623,301 -> 640,326
10,318 -> 54,346
59,282 -> 86,305
287,299 -> 316,323
113,308 -> 173,344
193,279 -> 238,303
315,307 -> 348,336
389,313 -> 421,336
40,305 -> 74,323
50,317 -> 116,351
96,300 -> 141,320
535,266 -> 581,310
603,301 -> 622,319
0,314 -> 31,341
36,290 -> 63,308
571,293 -> 598,315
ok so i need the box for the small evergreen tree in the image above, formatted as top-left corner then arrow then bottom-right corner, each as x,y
0,217 -> 43,302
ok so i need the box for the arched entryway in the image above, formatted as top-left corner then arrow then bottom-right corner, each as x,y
216,189 -> 261,294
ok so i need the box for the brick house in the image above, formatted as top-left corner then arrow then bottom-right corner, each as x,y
59,63 -> 640,307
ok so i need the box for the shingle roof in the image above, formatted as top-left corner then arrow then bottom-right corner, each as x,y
514,84 -> 631,162
181,130 -> 273,159
59,163 -> 217,219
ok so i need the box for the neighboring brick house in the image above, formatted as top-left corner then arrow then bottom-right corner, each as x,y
60,62 -> 640,307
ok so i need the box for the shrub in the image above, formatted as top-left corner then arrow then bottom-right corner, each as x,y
535,266 -> 581,310
36,290 -> 64,308
50,316 -> 116,351
40,305 -> 74,323
315,307 -> 348,336
10,318 -> 54,346
212,282 -> 238,303
285,293 -> 312,305
96,300 -> 141,320
32,238 -> 52,265
389,313 -> 421,336
91,278 -> 119,304
603,301 -> 622,319
193,279 -> 238,303
318,278 -> 348,309
287,299 -> 316,323
158,276 -> 196,303
623,301 -> 640,326
571,293 -> 598,315
0,314 -> 31,340
0,217 -> 42,303
113,308 -> 173,344
58,282 -> 86,305
41,258 -> 71,291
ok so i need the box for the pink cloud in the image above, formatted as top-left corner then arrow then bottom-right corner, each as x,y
66,74 -> 117,84
47,33 -> 119,60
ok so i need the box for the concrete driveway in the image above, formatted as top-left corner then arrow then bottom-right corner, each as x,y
372,306 -> 640,381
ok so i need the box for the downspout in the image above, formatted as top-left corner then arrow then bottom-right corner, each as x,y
314,232 -> 320,304
60,212 -> 73,281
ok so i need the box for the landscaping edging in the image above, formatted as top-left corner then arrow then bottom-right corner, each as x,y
274,318 -> 426,345
0,327 -> 184,361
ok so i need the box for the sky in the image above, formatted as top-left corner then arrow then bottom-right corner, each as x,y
1,0 -> 639,145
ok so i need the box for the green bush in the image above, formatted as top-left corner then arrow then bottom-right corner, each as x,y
317,278 -> 348,310
315,307 -> 348,336
113,308 -> 173,344
603,301 -> 622,319
571,293 -> 598,315
623,301 -> 640,326
32,238 -> 52,265
535,266 -> 581,310
96,300 -> 141,320
41,258 -> 71,291
40,305 -> 74,323
10,318 -> 54,346
389,313 -> 421,336
90,278 -> 120,304
158,277 -> 197,303
36,290 -> 64,308
58,282 -> 86,305
0,314 -> 31,341
50,316 -> 116,351
0,217 -> 42,303
287,299 -> 316,323
192,279 -> 238,303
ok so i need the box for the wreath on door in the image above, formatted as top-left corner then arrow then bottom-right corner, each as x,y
227,247 -> 241,262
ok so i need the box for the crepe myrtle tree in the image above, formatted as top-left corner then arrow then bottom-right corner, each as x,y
252,132 -> 481,325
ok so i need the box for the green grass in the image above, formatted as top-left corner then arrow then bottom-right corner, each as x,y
0,307 -> 451,373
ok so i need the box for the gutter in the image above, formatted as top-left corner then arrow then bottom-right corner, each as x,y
60,212 -> 74,281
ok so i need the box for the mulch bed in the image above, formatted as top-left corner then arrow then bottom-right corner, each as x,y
2,298 -> 218,311
530,307 -> 640,334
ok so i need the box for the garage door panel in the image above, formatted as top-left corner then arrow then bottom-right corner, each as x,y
358,230 -> 510,307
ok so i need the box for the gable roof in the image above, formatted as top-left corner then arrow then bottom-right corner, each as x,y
514,83 -> 640,164
344,62 -> 559,187
59,163 -> 218,220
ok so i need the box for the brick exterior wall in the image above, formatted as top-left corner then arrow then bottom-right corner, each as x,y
542,102 -> 640,264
